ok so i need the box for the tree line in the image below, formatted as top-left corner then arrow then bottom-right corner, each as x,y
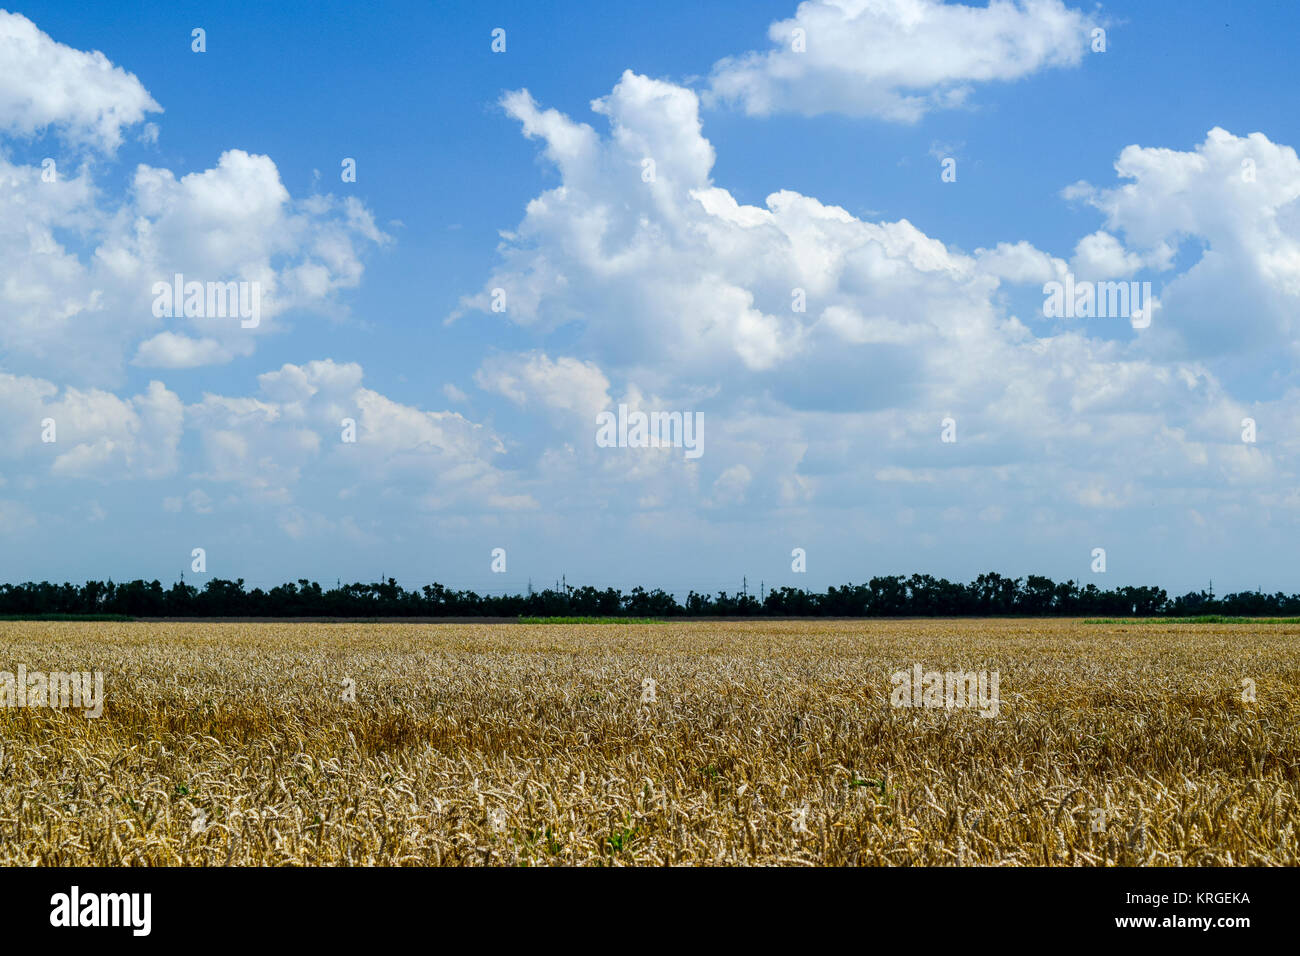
0,573 -> 1288,618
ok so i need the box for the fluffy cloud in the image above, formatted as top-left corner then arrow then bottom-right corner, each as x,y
0,148 -> 388,382
706,0 -> 1098,120
1065,128 -> 1300,357
0,11 -> 160,152
456,71 -> 1008,393
475,352 -> 612,420
0,372 -> 182,479
186,360 -> 516,511
0,17 -> 389,382
975,240 -> 1064,284
0,355 -> 529,527
450,71 -> 1298,530
133,332 -> 239,369
459,72 -> 1009,395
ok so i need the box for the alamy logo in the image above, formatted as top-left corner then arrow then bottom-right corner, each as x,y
890,663 -> 1000,718
152,273 -> 261,328
0,665 -> 104,717
595,403 -> 703,459
50,886 -> 151,936
1042,274 -> 1152,328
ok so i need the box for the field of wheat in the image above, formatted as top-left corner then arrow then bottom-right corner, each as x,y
0,618 -> 1296,866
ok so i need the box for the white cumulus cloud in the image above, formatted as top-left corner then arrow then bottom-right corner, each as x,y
706,0 -> 1098,121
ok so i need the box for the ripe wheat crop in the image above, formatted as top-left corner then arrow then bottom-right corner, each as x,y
0,619 -> 1296,866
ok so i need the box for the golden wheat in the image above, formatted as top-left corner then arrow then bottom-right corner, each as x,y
0,619 -> 1296,865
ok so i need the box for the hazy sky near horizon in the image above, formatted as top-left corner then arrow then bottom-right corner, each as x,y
2,0 -> 1299,596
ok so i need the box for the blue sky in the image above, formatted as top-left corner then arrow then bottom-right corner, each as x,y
2,1 -> 1299,596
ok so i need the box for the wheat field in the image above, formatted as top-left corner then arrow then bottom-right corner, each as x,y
0,619 -> 1296,866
